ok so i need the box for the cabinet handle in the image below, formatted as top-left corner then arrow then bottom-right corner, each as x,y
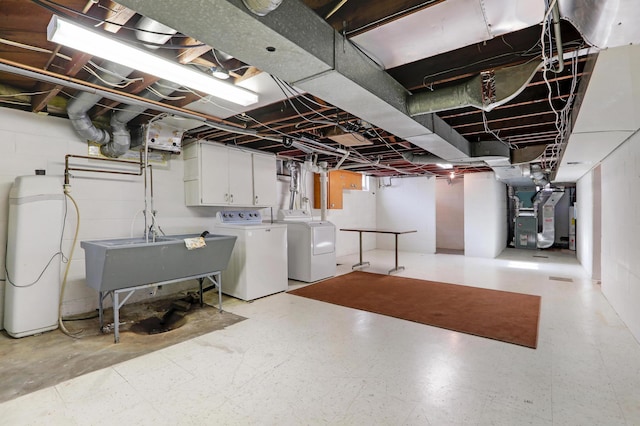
255,195 -> 259,204
224,193 -> 229,202
230,194 -> 234,203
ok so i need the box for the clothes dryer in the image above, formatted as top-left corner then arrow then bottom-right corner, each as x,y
277,209 -> 336,282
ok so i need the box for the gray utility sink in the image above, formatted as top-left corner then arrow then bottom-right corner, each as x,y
81,234 -> 237,292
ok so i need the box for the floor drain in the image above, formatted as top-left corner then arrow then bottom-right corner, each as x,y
549,276 -> 574,282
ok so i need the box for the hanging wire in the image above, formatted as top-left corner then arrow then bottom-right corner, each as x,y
31,0 -> 205,49
145,85 -> 186,101
270,76 -> 339,127
538,0 -> 582,171
82,61 -> 144,88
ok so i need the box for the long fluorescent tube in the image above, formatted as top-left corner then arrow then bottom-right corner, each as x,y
47,15 -> 258,106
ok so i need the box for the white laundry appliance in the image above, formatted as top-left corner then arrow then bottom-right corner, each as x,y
277,209 -> 336,282
214,210 -> 288,301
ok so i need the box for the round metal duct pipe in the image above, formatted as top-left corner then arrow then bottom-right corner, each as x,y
135,16 -> 177,48
241,0 -> 283,16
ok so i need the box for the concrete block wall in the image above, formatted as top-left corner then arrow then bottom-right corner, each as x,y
0,108 -> 224,326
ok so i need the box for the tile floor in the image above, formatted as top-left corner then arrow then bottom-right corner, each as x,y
1,248 -> 639,425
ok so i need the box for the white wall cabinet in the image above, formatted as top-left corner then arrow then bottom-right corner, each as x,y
252,152 -> 277,206
184,141 -> 277,207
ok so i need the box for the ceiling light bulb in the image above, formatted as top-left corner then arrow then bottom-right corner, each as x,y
47,15 -> 258,106
450,171 -> 455,179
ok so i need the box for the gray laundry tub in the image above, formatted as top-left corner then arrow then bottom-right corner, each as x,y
81,233 -> 236,292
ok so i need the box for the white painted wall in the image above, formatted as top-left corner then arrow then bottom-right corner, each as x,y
463,172 -> 507,258
435,177 -> 464,250
600,130 -> 640,341
576,170 -> 594,277
375,176 -> 436,253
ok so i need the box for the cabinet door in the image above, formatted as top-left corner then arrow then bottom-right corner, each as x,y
200,143 -> 230,205
313,172 -> 343,209
344,171 -> 362,190
252,153 -> 277,206
227,148 -> 254,205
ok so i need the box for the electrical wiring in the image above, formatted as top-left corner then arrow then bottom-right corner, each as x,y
145,85 -> 185,101
82,65 -> 143,89
539,0 -> 582,171
31,0 -> 205,49
4,184 -> 71,289
271,77 -> 335,111
481,109 -> 515,150
344,0 -> 441,36
421,45 -> 542,87
4,251 -> 64,289
0,90 -> 56,98
271,76 -> 339,128
60,90 -> 163,118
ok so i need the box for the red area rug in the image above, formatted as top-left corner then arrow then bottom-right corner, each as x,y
289,271 -> 541,348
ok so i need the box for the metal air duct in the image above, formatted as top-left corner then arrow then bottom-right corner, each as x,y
66,62 -> 134,146
116,0 -> 497,163
286,160 -> 299,210
407,61 -> 541,116
102,80 -> 182,157
66,18 -> 178,157
402,152 -> 486,167
530,164 -> 549,187
537,188 -> 565,249
559,0 -> 640,49
241,0 -> 283,16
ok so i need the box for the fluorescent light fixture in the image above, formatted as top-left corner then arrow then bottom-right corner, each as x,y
47,15 -> 258,106
436,163 -> 453,169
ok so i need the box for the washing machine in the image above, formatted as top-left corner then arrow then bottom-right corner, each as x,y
214,210 -> 288,301
277,209 -> 336,282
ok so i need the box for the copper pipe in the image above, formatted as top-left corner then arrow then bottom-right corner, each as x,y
0,57 -> 242,128
64,153 -> 144,185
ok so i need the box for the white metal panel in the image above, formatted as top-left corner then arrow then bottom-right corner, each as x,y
217,223 -> 288,300
351,0 -> 542,69
312,223 -> 335,255
283,221 -> 336,282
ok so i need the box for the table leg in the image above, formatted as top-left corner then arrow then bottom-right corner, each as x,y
352,231 -> 370,270
217,273 -> 222,313
198,278 -> 204,308
388,233 -> 405,274
98,291 -> 104,332
113,291 -> 120,344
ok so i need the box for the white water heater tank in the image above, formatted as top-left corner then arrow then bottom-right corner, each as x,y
4,175 -> 65,338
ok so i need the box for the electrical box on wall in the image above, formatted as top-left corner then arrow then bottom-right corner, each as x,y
142,121 -> 184,153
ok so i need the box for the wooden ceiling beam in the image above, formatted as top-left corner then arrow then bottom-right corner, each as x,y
31,51 -> 93,112
177,37 -> 212,65
103,2 -> 137,33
